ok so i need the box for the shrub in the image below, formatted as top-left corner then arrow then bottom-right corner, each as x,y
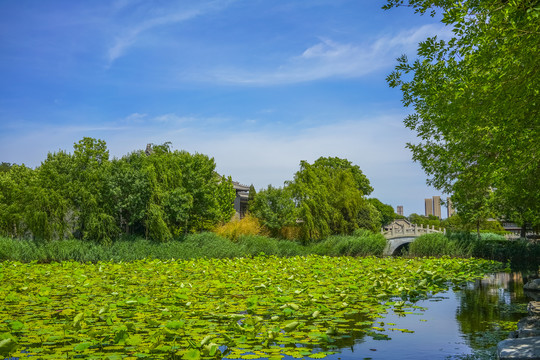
237,235 -> 280,256
278,225 -> 301,241
182,232 -> 242,258
408,233 -> 462,257
479,232 -> 506,241
309,231 -> 386,257
213,214 -> 267,242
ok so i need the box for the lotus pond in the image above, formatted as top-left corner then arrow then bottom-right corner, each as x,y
0,256 -> 505,359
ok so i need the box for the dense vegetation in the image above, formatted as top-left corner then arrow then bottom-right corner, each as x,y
0,139 -> 237,244
0,256 -> 503,359
250,157 -> 393,242
385,0 -> 540,234
407,232 -> 540,264
0,232 -> 388,263
0,139 -> 395,244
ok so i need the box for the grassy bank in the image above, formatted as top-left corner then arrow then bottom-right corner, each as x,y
0,231 -> 387,263
408,232 -> 540,265
1,231 -> 537,265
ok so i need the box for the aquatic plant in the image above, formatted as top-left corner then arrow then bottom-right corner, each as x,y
0,256 -> 502,359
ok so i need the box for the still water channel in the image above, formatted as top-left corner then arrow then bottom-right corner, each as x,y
238,270 -> 538,360
328,271 -> 538,360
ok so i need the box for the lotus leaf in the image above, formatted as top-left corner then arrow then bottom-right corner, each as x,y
0,256 -> 501,359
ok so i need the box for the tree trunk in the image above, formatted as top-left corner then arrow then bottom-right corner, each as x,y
520,223 -> 527,239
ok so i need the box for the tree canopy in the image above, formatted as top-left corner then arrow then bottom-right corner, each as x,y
1,141 -> 392,242
287,157 -> 378,241
385,0 -> 540,230
0,138 -> 236,242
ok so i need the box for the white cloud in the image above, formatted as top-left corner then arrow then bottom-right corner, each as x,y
152,113 -> 192,124
208,23 -> 452,85
107,1 -> 236,64
124,112 -> 148,123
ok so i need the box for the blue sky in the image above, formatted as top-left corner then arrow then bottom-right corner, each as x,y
0,0 -> 453,216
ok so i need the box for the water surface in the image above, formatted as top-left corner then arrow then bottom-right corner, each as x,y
314,271 -> 537,360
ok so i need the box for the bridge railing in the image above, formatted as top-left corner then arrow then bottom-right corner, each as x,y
382,224 -> 445,239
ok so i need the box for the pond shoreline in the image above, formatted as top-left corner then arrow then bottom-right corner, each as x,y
497,279 -> 540,360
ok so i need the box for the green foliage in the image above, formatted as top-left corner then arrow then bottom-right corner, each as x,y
0,138 -> 236,241
447,232 -> 540,264
247,184 -> 257,213
355,199 -> 383,232
236,234 -> 281,256
0,162 -> 13,173
311,231 -> 387,257
0,255 -> 502,359
408,233 -> 465,257
146,204 -> 173,243
250,185 -> 296,238
385,0 -> 540,231
287,157 -> 377,241
441,213 -> 507,235
215,176 -> 236,223
83,212 -> 120,245
409,213 -> 443,229
367,198 -> 396,227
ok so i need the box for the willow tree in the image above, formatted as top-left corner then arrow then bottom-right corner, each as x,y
287,157 -> 375,241
385,0 -> 540,232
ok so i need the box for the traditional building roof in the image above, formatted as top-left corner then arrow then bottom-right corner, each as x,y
232,181 -> 250,192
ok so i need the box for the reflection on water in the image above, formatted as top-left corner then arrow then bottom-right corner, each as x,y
324,271 -> 538,360
454,271 -> 537,358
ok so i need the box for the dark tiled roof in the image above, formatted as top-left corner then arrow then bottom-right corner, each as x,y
233,181 -> 250,192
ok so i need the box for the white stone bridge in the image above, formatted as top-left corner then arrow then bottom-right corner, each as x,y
382,219 -> 445,256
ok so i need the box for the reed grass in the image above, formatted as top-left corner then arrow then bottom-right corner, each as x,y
1,230 -> 537,264
0,231 -> 383,262
310,231 -> 387,257
408,233 -> 466,257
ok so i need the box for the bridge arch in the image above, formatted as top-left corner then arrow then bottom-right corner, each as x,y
383,236 -> 417,256
381,220 -> 445,256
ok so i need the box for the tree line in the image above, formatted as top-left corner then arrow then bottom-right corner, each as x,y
0,138 -> 236,243
249,157 -> 395,242
0,138 -> 396,243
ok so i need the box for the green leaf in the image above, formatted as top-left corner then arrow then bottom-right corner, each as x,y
74,341 -> 93,351
283,321 -> 300,332
0,337 -> 18,356
183,348 -> 201,360
8,321 -> 24,331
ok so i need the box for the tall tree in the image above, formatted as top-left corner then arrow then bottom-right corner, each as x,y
215,176 -> 236,223
385,0 -> 540,231
247,184 -> 257,213
251,185 -> 296,238
287,157 -> 376,241
367,198 -> 396,227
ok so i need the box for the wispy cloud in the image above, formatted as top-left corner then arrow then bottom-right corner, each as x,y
122,112 -> 196,125
208,24 -> 452,85
107,1 -> 236,64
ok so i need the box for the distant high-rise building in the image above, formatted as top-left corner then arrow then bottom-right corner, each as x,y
447,197 -> 455,217
433,196 -> 441,219
425,196 -> 442,218
425,198 -> 433,217
397,205 -> 404,216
